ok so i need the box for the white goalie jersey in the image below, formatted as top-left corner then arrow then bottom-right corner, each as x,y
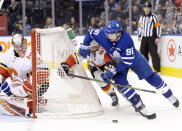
0,42 -> 49,117
2,47 -> 32,79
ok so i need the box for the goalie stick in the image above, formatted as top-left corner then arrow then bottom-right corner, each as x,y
67,73 -> 156,94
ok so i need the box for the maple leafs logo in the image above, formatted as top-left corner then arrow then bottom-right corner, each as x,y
167,39 -> 176,62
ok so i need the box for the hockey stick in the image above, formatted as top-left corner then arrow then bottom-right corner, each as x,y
65,29 -> 156,94
106,79 -> 156,119
68,73 -> 156,94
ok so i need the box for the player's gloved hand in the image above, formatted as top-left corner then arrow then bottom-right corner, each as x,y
79,48 -> 90,58
101,68 -> 116,83
110,47 -> 121,62
8,68 -> 18,80
57,62 -> 70,77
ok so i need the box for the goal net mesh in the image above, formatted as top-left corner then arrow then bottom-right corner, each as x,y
31,27 -> 103,118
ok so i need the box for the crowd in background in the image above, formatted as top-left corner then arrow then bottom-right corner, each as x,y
0,0 -> 182,35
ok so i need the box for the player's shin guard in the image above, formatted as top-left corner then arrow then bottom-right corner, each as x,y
146,73 -> 179,107
118,87 -> 143,108
101,84 -> 118,106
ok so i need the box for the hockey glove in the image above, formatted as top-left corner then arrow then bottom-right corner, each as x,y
79,48 -> 90,58
57,62 -> 70,77
101,68 -> 116,83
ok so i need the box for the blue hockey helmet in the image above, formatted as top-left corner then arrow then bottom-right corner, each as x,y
105,20 -> 123,34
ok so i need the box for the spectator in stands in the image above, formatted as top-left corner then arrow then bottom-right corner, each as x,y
25,17 -> 31,35
163,1 -> 173,16
132,0 -> 142,5
154,4 -> 165,16
98,17 -> 106,29
63,0 -> 77,24
1,0 -> 181,35
132,4 -> 141,22
88,16 -> 98,29
69,16 -> 79,34
172,20 -> 180,34
155,0 -> 167,8
108,0 -> 116,11
157,14 -> 168,34
118,0 -> 128,13
176,9 -> 182,33
163,2 -> 175,32
44,17 -> 54,29
62,23 -> 70,30
175,0 -> 182,8
110,3 -> 122,20
12,20 -> 23,35
7,0 -> 21,34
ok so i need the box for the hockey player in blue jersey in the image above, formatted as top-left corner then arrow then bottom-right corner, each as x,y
79,20 -> 179,111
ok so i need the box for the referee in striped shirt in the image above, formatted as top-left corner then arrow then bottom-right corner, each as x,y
138,2 -> 161,73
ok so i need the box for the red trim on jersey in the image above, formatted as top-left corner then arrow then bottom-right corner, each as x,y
66,54 -> 77,68
104,53 -> 112,62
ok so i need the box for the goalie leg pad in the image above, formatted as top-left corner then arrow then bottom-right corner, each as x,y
0,95 -> 32,116
10,77 -> 32,97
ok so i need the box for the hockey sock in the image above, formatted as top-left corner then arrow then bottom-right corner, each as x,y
145,73 -> 173,98
118,87 -> 142,108
101,84 -> 115,96
1,80 -> 12,96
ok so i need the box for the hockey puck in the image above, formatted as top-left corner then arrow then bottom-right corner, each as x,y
112,120 -> 118,123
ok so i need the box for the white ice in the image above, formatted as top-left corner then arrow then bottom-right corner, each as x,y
0,72 -> 182,131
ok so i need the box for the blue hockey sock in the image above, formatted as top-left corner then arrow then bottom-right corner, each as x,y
1,80 -> 11,95
119,87 -> 142,107
146,73 -> 173,98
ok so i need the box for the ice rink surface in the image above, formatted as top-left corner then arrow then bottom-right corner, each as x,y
0,72 -> 181,131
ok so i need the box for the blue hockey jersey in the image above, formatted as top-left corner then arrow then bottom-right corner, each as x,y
80,28 -> 153,79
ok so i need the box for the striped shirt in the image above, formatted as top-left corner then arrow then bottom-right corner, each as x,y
138,13 -> 161,37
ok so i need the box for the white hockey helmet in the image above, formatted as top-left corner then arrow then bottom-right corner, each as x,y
12,34 -> 27,53
90,40 -> 100,52
12,34 -> 22,45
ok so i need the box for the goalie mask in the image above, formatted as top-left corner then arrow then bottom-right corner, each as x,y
12,34 -> 27,55
90,40 -> 100,53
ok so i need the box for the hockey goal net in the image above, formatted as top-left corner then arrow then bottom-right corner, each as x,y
31,27 -> 103,118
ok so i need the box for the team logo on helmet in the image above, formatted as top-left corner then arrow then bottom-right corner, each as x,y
105,20 -> 122,34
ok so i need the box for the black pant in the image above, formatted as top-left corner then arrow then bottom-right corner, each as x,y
140,37 -> 161,72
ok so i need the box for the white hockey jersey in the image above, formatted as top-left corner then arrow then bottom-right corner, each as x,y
2,47 -> 32,79
87,47 -> 111,67
67,47 -> 112,68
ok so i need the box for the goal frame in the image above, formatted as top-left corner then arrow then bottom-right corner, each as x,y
31,27 -> 103,119
31,29 -> 38,118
